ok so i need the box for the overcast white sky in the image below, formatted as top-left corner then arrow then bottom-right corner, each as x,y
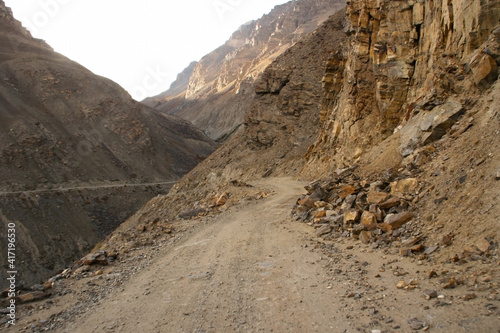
4,0 -> 289,100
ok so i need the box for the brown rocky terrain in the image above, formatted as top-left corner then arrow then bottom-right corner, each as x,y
143,0 -> 346,141
0,2 -> 216,288
2,0 -> 500,331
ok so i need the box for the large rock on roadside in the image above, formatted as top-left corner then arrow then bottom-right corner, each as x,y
385,211 -> 413,229
399,99 -> 465,156
361,211 -> 378,230
379,197 -> 401,210
79,251 -> 109,266
17,291 -> 50,304
367,191 -> 390,204
390,178 -> 418,196
298,187 -> 326,208
344,210 -> 361,225
315,224 -> 332,237
470,53 -> 498,89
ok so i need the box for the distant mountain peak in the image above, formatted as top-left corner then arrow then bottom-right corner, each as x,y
144,0 -> 346,141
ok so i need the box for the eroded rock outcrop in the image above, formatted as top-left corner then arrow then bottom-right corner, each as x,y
187,9 -> 348,183
303,0 -> 500,176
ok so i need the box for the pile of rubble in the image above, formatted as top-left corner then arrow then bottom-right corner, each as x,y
175,180 -> 269,220
0,250 -> 118,311
293,168 -> 435,256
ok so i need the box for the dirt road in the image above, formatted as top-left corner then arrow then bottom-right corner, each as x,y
61,178 -> 349,332
11,178 -> 499,332
0,181 -> 177,196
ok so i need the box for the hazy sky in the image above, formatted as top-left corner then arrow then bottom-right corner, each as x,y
4,0 -> 289,100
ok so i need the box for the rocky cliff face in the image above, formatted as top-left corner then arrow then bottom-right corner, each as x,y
175,9 -> 348,189
0,1 -> 216,288
303,0 -> 500,175
147,61 -> 197,111
296,0 -> 500,280
143,0 -> 346,141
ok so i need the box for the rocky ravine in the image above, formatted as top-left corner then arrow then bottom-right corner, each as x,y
143,0 -> 346,141
2,0 -> 500,331
0,1 -> 216,289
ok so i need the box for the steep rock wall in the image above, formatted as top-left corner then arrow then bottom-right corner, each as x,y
303,0 -> 500,176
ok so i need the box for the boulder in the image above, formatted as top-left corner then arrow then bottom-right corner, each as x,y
17,291 -> 50,304
361,211 -> 378,230
298,188 -> 326,208
323,214 -> 344,226
377,223 -> 392,233
390,178 -> 418,196
80,251 -> 109,266
384,211 -> 413,229
379,197 -> 401,209
399,99 -> 465,156
369,204 -> 383,222
315,210 -> 327,218
339,185 -> 359,198
344,210 -> 361,225
315,224 -> 332,237
314,201 -> 330,208
476,238 -> 491,253
367,191 -> 390,204
470,53 -> 498,89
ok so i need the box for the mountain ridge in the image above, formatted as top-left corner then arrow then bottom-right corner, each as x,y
143,0 -> 346,141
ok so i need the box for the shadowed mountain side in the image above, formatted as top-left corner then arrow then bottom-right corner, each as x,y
0,43 -> 214,190
0,1 -> 216,288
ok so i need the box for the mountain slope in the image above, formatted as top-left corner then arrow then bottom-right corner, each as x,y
143,0 -> 346,141
0,1 -> 216,288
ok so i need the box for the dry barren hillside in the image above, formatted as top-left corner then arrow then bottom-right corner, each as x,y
0,1 -> 215,288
